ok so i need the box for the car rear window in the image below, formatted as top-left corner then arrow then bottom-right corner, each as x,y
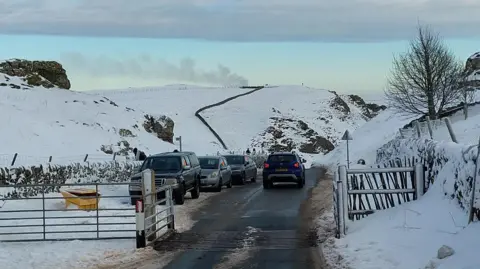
141,156 -> 182,172
267,154 -> 296,162
225,155 -> 245,164
199,158 -> 219,169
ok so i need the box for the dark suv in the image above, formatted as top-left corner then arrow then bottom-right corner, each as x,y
129,151 -> 202,205
223,154 -> 257,184
262,152 -> 306,189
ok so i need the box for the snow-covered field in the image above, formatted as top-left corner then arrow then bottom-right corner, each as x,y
316,104 -> 480,269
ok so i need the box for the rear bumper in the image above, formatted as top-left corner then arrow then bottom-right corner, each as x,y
263,170 -> 302,182
200,176 -> 220,187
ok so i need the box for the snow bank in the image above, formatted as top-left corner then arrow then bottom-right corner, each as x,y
331,136 -> 480,268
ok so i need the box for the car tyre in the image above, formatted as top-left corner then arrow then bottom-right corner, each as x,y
251,171 -> 257,183
174,184 -> 185,205
297,177 -> 304,189
215,178 -> 223,192
191,179 -> 200,199
240,172 -> 246,185
263,180 -> 272,189
227,177 -> 233,188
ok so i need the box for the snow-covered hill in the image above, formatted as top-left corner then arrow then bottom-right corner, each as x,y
0,74 -> 251,165
0,73 -> 384,167
199,86 -> 385,161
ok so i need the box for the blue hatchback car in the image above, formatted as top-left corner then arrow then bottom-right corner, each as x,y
262,152 -> 306,189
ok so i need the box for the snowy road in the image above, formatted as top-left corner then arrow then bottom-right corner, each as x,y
155,168 -> 328,269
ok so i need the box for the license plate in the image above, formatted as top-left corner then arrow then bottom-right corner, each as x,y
275,168 -> 288,172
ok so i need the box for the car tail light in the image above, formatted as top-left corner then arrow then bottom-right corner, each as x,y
293,162 -> 300,168
264,162 -> 270,169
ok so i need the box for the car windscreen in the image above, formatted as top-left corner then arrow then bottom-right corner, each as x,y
267,154 -> 296,163
225,156 -> 244,164
141,156 -> 182,172
199,158 -> 219,169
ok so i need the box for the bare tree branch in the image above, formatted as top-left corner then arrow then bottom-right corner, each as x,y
384,24 -> 464,119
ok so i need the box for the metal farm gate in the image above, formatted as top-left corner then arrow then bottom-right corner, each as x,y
333,163 -> 425,237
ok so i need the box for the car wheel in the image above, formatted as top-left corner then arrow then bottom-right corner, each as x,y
215,178 -> 223,192
263,180 -> 272,189
297,177 -> 304,189
251,171 -> 257,183
174,185 -> 185,205
227,178 -> 233,188
191,179 -> 200,199
240,172 -> 246,185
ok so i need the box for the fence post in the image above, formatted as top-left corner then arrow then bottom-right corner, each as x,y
48,156 -> 52,163
425,116 -> 433,139
444,118 -> 458,143
166,187 -> 175,230
135,200 -> 146,248
414,120 -> 421,138
84,154 -> 89,162
142,169 -> 156,242
338,165 -> 349,224
113,152 -> 117,161
414,163 -> 425,199
11,153 -> 17,166
468,136 -> 480,223
335,171 -> 345,237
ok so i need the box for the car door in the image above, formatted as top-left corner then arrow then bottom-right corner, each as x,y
222,157 -> 232,181
219,158 -> 227,180
182,155 -> 195,189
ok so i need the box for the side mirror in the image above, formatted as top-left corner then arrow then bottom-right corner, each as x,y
183,165 -> 191,170
220,165 -> 226,170
301,158 -> 307,163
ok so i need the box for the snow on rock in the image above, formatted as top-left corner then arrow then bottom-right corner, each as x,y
314,108 -> 415,168
437,245 -> 455,259
0,59 -> 71,89
466,52 -> 480,87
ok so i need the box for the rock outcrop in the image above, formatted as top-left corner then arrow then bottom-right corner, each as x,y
143,114 -> 175,143
465,52 -> 480,88
348,94 -> 387,118
0,59 -> 71,89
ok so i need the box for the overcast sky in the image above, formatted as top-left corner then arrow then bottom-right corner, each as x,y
0,0 -> 479,92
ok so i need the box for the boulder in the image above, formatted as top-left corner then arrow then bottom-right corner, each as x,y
437,245 -> 455,259
465,52 -> 480,88
143,114 -> 175,143
0,59 -> 71,89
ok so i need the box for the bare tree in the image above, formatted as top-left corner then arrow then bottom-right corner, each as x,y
384,25 -> 464,119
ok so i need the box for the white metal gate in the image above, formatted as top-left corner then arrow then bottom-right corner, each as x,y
334,163 -> 425,237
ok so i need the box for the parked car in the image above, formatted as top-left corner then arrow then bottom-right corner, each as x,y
223,154 -> 257,184
262,151 -> 306,189
129,151 -> 202,205
198,156 -> 232,191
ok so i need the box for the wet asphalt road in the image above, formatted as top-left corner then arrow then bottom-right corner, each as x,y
155,168 -> 324,269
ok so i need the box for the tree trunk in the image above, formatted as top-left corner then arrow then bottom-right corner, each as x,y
427,94 -> 436,119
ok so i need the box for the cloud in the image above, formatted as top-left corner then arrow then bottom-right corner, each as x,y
1,0 -> 480,41
60,52 -> 249,87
